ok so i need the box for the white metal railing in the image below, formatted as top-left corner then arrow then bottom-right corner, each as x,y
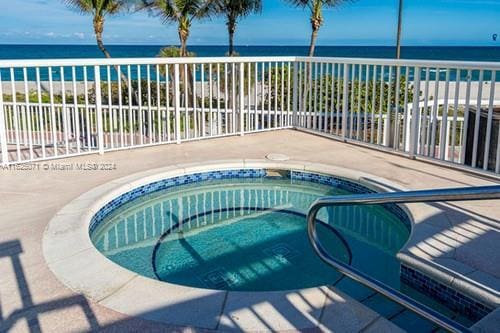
0,57 -> 296,164
0,56 -> 499,175
294,57 -> 500,175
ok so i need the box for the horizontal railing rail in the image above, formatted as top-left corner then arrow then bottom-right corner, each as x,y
0,56 -> 298,68
297,57 -> 500,70
307,185 -> 500,333
1,56 -> 499,70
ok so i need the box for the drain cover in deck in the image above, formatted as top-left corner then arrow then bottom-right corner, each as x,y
266,153 -> 290,161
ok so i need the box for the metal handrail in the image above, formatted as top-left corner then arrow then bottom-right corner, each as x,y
307,185 -> 500,333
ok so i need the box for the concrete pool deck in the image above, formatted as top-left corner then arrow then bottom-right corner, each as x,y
0,129 -> 499,332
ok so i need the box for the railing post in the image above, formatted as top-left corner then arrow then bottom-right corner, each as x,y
409,67 -> 421,158
94,66 -> 105,155
239,62 -> 245,136
0,74 -> 8,166
342,63 -> 349,140
292,61 -> 299,127
174,64 -> 181,144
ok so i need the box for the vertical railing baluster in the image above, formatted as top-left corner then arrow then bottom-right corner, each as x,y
451,69 -> 461,163
330,63 -> 336,135
421,68 -> 431,155
483,70 -> 496,171
430,68 -> 440,157
262,62 -> 266,130
165,64 -> 171,142
0,71 -> 8,165
409,67 -> 421,158
146,64 -> 153,143
107,65 -> 113,149
94,65 -> 104,155
239,62 -> 245,136
60,67 -> 69,155
174,64 -> 181,144
183,64 -> 189,139
224,63 -> 228,134
377,65 -> 385,145
338,63 -> 343,136
201,63 -> 206,137
283,61 -> 293,127
71,67 -> 80,153
83,67 -> 91,151
384,66 -> 393,147
48,67 -> 58,157
363,64 -> 369,142
357,64 -> 363,140
118,65 -> 124,147
323,62 -> 329,132
268,61 -> 272,130
394,66 -> 401,149
232,62 -> 237,132
155,64 -> 161,142
370,65 -> 377,144
349,64 -> 355,139
254,62 -> 258,130
274,61 -> 279,129
193,63 -> 198,138
440,69 -> 451,161
317,62 -> 322,131
137,65 -> 143,145
472,70 -> 484,168
23,67 -> 34,159
342,63 -> 349,140
304,61 -> 313,129
217,63 -> 221,134
209,63 -> 214,136
9,68 -> 21,160
298,61 -> 303,127
292,61 -> 299,128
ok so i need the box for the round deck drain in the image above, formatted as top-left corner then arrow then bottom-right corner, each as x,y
266,153 -> 290,161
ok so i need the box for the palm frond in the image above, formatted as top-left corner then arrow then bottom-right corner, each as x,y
215,0 -> 262,19
64,0 -> 95,14
63,0 -> 129,16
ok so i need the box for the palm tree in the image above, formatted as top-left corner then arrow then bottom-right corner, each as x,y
215,0 -> 262,56
141,0 -> 217,57
285,0 -> 351,57
64,0 -> 128,58
64,0 -> 133,94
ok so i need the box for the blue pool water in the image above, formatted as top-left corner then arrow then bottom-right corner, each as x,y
90,174 -> 410,292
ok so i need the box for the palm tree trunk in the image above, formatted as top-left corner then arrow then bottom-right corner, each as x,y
93,16 -> 139,136
227,18 -> 236,56
93,17 -> 132,95
308,26 -> 319,57
179,29 -> 189,57
396,0 -> 404,59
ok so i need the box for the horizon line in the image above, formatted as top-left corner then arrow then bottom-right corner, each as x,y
1,43 -> 499,48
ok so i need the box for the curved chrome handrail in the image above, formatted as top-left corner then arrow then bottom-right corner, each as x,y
307,185 -> 500,333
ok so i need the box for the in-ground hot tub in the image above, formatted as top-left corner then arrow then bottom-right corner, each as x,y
88,168 -> 411,292
44,161 -> 427,331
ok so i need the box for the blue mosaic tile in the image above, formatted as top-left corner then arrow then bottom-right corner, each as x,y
289,170 -> 411,231
401,265 -> 493,321
90,168 -> 413,233
89,169 -> 266,233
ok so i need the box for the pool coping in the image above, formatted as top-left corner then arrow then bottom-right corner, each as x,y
42,159 -> 497,330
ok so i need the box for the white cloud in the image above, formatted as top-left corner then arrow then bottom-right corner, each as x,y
74,32 -> 85,39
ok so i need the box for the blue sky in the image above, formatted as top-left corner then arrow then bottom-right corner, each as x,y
0,0 -> 499,46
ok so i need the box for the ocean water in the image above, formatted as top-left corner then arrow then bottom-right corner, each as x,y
0,44 -> 499,61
